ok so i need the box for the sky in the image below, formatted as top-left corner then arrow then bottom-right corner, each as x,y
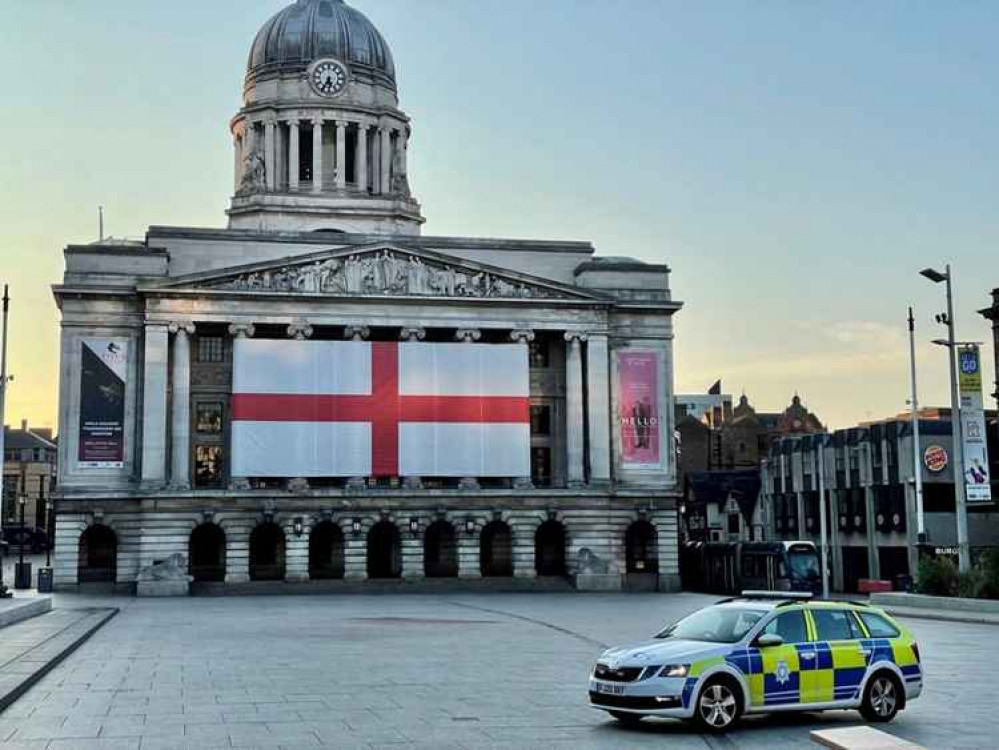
0,0 -> 997,432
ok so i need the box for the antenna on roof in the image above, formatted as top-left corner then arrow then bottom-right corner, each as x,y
98,206 -> 104,242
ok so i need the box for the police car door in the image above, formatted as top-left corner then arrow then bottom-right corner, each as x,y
757,609 -> 809,707
803,608 -> 868,705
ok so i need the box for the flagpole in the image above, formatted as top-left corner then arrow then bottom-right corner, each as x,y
0,285 -> 11,596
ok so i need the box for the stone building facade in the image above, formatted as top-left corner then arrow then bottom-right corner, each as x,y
52,0 -> 682,592
2,421 -> 57,533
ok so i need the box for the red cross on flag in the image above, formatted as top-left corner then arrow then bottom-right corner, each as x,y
230,340 -> 531,478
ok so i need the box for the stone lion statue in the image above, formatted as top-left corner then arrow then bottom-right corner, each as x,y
137,553 -> 193,583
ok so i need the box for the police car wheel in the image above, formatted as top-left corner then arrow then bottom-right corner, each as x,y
608,711 -> 644,726
860,672 -> 901,723
694,678 -> 742,732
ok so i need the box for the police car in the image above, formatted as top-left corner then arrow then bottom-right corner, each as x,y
588,592 -> 922,732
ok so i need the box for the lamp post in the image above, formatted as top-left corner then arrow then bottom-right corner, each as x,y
817,439 -> 830,600
45,499 -> 52,568
907,307 -> 926,545
920,265 -> 970,573
0,285 -> 10,596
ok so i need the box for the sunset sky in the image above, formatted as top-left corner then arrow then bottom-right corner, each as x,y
1,0 -> 996,432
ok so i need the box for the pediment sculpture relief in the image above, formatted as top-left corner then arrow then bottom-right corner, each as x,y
207,250 -> 566,300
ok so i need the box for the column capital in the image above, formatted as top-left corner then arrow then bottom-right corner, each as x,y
509,329 -> 535,344
287,322 -> 314,340
228,323 -> 256,339
168,322 -> 196,336
455,329 -> 481,343
564,331 -> 588,344
399,327 -> 426,342
345,325 -> 370,341
356,121 -> 370,132
335,120 -> 348,132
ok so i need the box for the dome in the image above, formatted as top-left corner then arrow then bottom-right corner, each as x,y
246,0 -> 396,89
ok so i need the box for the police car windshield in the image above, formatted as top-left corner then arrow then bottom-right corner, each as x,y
656,605 -> 767,644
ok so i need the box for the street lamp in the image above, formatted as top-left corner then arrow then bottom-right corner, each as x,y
920,265 -> 971,573
45,499 -> 52,568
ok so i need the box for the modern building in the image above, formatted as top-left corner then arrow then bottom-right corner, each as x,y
760,412 -> 999,592
51,0 -> 682,592
2,421 -> 57,533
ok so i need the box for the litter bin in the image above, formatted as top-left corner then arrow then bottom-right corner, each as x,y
14,562 -> 32,590
37,567 -> 53,594
893,573 -> 913,592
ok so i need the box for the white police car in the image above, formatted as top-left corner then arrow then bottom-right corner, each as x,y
588,593 -> 922,732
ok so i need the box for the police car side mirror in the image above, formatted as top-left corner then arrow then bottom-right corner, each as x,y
755,633 -> 784,648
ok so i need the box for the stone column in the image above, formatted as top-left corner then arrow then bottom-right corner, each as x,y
286,323 -> 312,491
510,329 -> 536,490
455,329 -> 482,490
458,520 -> 481,579
343,527 -> 367,580
264,120 -> 276,192
335,121 -> 347,190
224,518 -> 251,584
168,323 -> 195,489
586,334 -> 611,485
379,127 -> 391,194
564,332 -> 587,488
288,120 -> 300,191
233,133 -> 242,191
865,486 -> 880,579
285,519 -> 309,582
356,124 -> 368,192
344,325 -> 370,342
512,517 -> 536,579
312,118 -> 323,193
227,324 -> 255,490
401,523 -> 424,580
140,323 -> 170,487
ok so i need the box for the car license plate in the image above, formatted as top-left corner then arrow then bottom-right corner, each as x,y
597,683 -> 625,695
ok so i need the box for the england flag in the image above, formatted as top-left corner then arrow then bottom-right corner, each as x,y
230,339 -> 531,478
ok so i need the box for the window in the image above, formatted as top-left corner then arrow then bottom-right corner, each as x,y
528,341 -> 549,368
811,608 -> 863,641
657,606 -> 767,644
196,403 -> 224,434
761,611 -> 808,644
858,612 -> 900,639
727,513 -> 740,535
197,336 -> 226,363
531,446 -> 551,486
530,406 -> 551,437
195,445 -> 224,488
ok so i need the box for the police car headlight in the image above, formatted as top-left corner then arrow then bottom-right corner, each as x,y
658,664 -> 690,678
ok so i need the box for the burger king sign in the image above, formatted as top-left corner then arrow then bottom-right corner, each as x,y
923,445 -> 949,473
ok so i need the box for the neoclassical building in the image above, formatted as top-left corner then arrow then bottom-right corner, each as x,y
52,0 -> 682,592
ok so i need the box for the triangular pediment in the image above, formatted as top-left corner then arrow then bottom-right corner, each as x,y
145,243 -> 610,302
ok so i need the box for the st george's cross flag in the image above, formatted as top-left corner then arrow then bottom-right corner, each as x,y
230,339 -> 531,478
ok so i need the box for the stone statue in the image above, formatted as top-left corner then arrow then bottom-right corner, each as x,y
390,144 -> 411,197
238,149 -> 266,194
576,548 -> 610,575
137,553 -> 193,583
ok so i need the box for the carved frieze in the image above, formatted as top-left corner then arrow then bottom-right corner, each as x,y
205,249 -> 566,300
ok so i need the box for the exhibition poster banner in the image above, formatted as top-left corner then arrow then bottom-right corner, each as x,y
958,345 -> 992,503
78,339 -> 128,468
618,350 -> 662,469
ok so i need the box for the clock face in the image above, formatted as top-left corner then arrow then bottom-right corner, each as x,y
310,60 -> 348,97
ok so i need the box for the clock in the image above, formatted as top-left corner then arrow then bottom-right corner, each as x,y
308,59 -> 349,97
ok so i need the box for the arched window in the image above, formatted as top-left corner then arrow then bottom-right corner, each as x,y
480,521 -> 513,577
249,522 -> 286,581
625,520 -> 659,574
78,524 -> 117,584
367,521 -> 402,579
535,520 -> 567,577
189,523 -> 226,582
309,521 -> 345,580
424,520 -> 457,578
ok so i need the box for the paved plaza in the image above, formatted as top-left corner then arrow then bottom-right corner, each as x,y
0,592 -> 991,749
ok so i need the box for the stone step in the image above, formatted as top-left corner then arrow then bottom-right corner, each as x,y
191,576 -> 577,596
0,597 -> 52,630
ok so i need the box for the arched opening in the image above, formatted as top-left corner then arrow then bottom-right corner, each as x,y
249,522 -> 286,581
535,520 -> 567,577
189,523 -> 226,582
78,524 -> 117,583
309,521 -> 345,580
424,520 -> 458,578
480,521 -> 513,577
367,521 -> 402,579
626,520 -> 659,574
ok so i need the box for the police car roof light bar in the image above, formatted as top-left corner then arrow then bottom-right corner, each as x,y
739,590 -> 814,601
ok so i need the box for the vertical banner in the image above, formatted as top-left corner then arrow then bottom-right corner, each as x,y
617,350 -> 662,469
958,345 -> 992,503
78,339 -> 128,468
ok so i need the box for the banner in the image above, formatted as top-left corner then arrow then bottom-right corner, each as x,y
78,339 -> 128,468
231,340 -> 530,478
958,345 -> 992,503
617,350 -> 663,469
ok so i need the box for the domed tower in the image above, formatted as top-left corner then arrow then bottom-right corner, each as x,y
228,0 -> 424,234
